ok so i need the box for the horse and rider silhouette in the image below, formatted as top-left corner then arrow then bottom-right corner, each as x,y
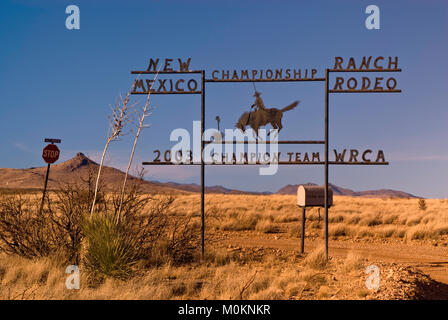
235,91 -> 299,138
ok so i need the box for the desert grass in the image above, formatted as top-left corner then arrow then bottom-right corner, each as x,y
1,194 -> 447,300
0,246 -> 370,300
169,195 -> 448,242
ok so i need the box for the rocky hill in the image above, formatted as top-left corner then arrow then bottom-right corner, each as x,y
276,183 -> 418,198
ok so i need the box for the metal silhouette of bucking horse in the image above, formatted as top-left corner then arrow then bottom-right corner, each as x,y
235,91 -> 299,137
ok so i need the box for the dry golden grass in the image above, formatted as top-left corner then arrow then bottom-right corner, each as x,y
169,195 -> 448,242
0,247 -> 371,300
1,194 -> 448,300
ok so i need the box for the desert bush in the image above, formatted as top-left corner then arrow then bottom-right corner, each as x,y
88,178 -> 198,272
347,216 -> 361,225
329,214 -> 344,223
382,214 -> 399,224
356,227 -> 374,238
329,224 -> 353,238
47,171 -> 107,264
435,225 -> 448,236
378,226 -> 398,238
343,252 -> 363,272
0,170 -> 198,276
303,246 -> 327,269
287,224 -> 302,238
310,221 -> 322,229
0,169 -> 105,262
220,214 -> 258,231
406,226 -> 436,240
0,193 -> 58,258
274,214 -> 299,223
360,214 -> 382,227
203,249 -> 235,266
255,220 -> 278,233
406,216 -> 422,226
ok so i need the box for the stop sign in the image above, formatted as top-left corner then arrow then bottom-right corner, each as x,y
42,144 -> 60,164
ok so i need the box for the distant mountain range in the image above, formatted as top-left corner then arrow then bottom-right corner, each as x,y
276,184 -> 418,198
0,152 -> 418,198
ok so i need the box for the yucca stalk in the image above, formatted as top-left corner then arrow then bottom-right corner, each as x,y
90,79 -> 138,216
116,68 -> 161,224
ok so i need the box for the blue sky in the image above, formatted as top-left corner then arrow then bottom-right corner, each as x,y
0,0 -> 447,197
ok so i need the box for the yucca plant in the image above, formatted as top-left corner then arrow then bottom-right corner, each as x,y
82,213 -> 140,279
418,198 -> 427,211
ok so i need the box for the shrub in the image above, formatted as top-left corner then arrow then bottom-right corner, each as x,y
220,214 -> 258,231
356,227 -> 374,238
0,169 -> 105,262
82,213 -> 140,280
48,170 -> 106,264
360,214 -> 382,227
406,216 -> 422,226
329,224 -> 353,238
255,220 -> 278,233
378,226 -> 397,238
0,193 -> 57,258
343,252 -> 363,272
303,246 -> 327,269
0,170 -> 198,275
406,226 -> 436,240
347,216 -> 361,225
329,214 -> 344,223
382,214 -> 398,224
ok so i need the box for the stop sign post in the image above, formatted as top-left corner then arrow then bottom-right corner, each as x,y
39,139 -> 61,214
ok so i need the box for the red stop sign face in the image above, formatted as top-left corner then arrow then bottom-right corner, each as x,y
42,144 -> 60,164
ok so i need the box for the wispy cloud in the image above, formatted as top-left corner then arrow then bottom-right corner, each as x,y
13,142 -> 33,153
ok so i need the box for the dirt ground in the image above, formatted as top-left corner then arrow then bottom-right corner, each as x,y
215,233 -> 448,284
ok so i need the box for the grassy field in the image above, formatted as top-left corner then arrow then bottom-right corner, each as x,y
172,195 -> 448,242
1,194 -> 448,300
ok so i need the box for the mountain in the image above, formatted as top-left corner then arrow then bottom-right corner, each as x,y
0,153 -> 418,198
0,152 -> 186,194
157,181 -> 271,195
276,183 -> 418,198
0,153 -> 267,195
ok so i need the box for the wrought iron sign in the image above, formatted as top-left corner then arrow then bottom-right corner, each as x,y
130,56 -> 402,258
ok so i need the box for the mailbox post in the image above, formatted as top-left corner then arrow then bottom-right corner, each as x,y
297,185 -> 333,254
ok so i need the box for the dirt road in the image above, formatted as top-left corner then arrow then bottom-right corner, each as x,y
221,236 -> 448,284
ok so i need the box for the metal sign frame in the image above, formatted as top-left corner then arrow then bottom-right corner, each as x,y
131,58 -> 402,259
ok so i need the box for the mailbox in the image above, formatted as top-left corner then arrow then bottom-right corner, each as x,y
297,185 -> 333,207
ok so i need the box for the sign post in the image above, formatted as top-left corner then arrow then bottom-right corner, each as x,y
39,139 -> 61,214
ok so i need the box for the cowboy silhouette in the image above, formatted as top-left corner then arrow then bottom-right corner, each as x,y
251,91 -> 266,111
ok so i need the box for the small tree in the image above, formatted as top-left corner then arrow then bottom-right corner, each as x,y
418,198 -> 427,211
